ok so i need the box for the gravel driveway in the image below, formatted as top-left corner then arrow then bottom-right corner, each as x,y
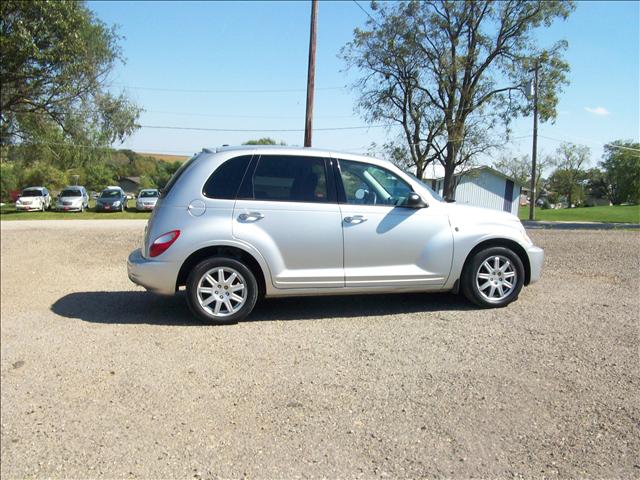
1,220 -> 638,479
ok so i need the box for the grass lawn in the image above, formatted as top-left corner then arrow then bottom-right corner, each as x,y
519,204 -> 640,223
0,199 -> 151,220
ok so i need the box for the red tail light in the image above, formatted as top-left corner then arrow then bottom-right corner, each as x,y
149,230 -> 180,257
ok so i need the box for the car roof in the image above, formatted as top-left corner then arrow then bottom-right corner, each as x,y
23,186 -> 45,190
202,145 -> 389,167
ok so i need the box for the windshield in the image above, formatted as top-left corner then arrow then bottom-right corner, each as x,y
60,189 -> 81,197
100,189 -> 121,198
139,190 -> 159,198
405,172 -> 444,202
21,189 -> 43,197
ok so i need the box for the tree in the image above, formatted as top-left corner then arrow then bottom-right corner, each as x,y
549,143 -> 589,207
493,155 -> 530,186
242,138 -> 286,145
600,140 -> 640,204
494,152 -> 551,203
342,1 -> 573,200
0,0 -> 140,145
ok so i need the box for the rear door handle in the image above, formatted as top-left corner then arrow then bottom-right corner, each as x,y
344,215 -> 367,224
238,211 -> 264,222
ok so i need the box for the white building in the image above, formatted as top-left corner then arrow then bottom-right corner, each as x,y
424,165 -> 522,216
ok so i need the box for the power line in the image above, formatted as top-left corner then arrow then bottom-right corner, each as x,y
353,0 -> 380,27
110,83 -> 347,94
537,134 -> 640,153
145,110 -> 356,120
138,123 -> 393,132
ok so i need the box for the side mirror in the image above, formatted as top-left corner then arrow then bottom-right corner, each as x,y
405,192 -> 427,209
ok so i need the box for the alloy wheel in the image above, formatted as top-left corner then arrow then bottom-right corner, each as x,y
196,267 -> 247,318
475,255 -> 517,303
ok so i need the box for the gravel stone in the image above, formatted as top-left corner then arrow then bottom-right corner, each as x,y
1,220 -> 638,478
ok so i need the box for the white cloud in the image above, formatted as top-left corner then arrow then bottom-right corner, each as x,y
584,106 -> 611,116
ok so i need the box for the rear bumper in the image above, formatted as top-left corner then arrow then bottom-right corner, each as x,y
526,245 -> 544,284
127,248 -> 178,295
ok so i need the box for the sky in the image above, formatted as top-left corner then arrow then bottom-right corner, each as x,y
88,0 -> 639,171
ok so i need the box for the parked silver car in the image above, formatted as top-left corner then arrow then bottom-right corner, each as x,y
15,186 -> 51,211
135,189 -> 159,211
55,186 -> 89,212
128,146 -> 544,324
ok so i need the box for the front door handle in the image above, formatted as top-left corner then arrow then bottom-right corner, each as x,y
238,211 -> 264,222
344,215 -> 367,224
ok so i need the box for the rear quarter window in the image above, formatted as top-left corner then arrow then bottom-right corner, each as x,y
160,153 -> 201,198
203,155 -> 252,199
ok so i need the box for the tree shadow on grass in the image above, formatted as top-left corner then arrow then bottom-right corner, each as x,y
51,290 -> 474,326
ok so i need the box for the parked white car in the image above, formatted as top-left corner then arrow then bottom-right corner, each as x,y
135,189 -> 160,211
55,186 -> 89,212
15,187 -> 51,211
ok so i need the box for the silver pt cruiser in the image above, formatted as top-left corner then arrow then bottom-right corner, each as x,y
128,146 -> 544,324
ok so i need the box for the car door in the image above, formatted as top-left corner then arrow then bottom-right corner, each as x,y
232,154 -> 344,289
335,158 -> 453,288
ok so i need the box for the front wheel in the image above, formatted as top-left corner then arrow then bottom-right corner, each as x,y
461,246 -> 525,308
186,257 -> 259,324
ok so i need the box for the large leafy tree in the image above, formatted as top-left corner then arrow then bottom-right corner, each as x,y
548,142 -> 589,207
599,141 -> 640,205
343,0 -> 573,200
0,0 -> 140,146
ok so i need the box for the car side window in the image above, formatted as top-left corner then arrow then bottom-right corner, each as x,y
203,155 -> 252,199
248,155 -> 329,203
338,159 -> 413,206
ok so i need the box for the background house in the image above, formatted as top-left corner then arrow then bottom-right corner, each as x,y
424,165 -> 522,216
118,176 -> 141,195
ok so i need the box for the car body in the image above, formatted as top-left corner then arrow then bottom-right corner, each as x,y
55,186 -> 89,212
95,186 -> 127,212
15,187 -> 51,211
128,146 -> 544,324
135,189 -> 160,211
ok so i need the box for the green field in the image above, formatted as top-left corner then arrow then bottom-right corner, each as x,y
519,204 -> 640,223
0,200 -> 152,220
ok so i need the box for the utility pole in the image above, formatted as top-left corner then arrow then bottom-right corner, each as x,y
304,0 -> 318,148
529,62 -> 540,221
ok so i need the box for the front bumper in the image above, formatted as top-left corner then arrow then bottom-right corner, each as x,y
95,203 -> 120,211
136,204 -> 155,211
526,245 -> 544,284
16,205 -> 41,211
56,204 -> 82,212
127,248 -> 178,295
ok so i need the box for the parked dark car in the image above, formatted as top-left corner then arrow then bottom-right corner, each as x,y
95,186 -> 127,212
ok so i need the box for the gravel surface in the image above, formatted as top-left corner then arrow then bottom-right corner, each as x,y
1,220 -> 639,479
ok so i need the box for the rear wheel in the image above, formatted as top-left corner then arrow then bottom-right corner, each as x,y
186,256 -> 259,324
461,246 -> 524,308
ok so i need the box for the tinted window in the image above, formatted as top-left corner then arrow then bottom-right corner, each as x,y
248,155 -> 328,203
203,155 -> 252,199
338,159 -> 412,206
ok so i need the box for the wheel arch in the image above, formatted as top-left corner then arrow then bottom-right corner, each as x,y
460,238 -> 531,287
176,245 -> 267,297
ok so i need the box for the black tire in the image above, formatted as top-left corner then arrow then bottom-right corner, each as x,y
461,246 -> 525,308
186,256 -> 259,325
